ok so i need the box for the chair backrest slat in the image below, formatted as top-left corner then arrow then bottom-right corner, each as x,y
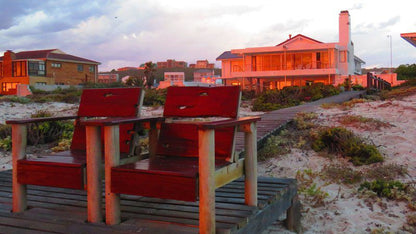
71,88 -> 142,153
157,86 -> 240,160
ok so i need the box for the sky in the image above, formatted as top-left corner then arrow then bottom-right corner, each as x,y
0,0 -> 415,72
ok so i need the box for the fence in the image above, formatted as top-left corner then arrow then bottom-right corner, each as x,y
367,73 -> 391,91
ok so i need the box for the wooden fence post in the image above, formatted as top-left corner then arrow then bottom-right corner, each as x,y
12,124 -> 27,213
244,122 -> 258,206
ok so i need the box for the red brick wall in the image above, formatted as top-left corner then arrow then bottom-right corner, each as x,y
46,61 -> 97,85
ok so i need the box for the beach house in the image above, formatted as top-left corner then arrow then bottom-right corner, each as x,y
0,49 -> 100,95
217,11 -> 365,92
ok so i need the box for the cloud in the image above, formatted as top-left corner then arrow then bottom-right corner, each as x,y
379,16 -> 400,29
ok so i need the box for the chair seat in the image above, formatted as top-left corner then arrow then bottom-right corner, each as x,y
17,150 -> 132,190
111,156 -> 231,201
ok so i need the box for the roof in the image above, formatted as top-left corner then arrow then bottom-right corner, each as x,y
216,51 -> 243,60
401,32 -> 416,47
0,49 -> 100,64
194,69 -> 214,73
354,55 -> 365,64
276,34 -> 323,46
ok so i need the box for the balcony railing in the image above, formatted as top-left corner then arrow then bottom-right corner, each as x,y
247,62 -> 334,72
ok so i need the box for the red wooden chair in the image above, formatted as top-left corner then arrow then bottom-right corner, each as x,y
6,87 -> 144,222
83,86 -> 260,233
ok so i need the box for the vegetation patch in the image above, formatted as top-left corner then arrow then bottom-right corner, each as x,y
143,88 -> 166,106
322,164 -> 363,184
296,169 -> 328,207
359,180 -> 407,200
337,115 -> 393,130
252,83 -> 340,111
258,132 -> 291,161
29,86 -> 82,103
365,164 -> 408,181
27,110 -> 74,146
311,127 -> 383,166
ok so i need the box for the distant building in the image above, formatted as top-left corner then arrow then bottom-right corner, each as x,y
217,11 -> 367,92
193,69 -> 215,82
98,73 -> 119,83
0,49 -> 100,95
189,60 -> 215,69
158,72 -> 185,89
157,59 -> 187,68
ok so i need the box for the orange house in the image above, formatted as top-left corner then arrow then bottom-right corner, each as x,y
216,11 -> 365,92
0,49 -> 100,95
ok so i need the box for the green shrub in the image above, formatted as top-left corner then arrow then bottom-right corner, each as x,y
258,133 -> 291,161
359,180 -> 406,199
143,88 -> 166,106
0,136 -> 12,151
312,127 -> 383,165
27,110 -> 74,145
352,84 -> 365,90
29,87 -> 82,104
241,90 -> 257,100
252,84 -> 340,111
0,96 -> 31,104
0,124 -> 12,139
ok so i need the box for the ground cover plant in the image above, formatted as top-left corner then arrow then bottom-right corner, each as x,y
252,83 -> 340,111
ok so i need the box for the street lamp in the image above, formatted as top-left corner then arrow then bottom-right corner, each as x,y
387,35 -> 393,74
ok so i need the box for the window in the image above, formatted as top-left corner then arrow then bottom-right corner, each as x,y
77,64 -> 83,72
1,82 -> 19,92
12,61 -> 27,77
28,61 -> 45,76
89,66 -> 95,72
51,63 -> 61,68
36,82 -> 47,85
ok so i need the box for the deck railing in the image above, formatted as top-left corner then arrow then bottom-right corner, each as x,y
367,73 -> 391,90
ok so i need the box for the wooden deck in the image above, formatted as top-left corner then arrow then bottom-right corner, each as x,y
0,170 -> 296,233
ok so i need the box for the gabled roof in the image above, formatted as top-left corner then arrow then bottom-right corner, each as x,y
0,49 -> 100,64
276,34 -> 323,46
401,32 -> 416,47
216,51 -> 243,60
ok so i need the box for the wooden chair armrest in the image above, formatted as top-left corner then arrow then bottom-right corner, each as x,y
6,115 -> 78,125
170,116 -> 261,130
80,116 -> 165,126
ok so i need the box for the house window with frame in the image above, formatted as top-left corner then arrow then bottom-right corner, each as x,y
89,65 -> 95,73
28,61 -> 45,76
77,64 -> 84,72
12,61 -> 27,77
51,63 -> 61,68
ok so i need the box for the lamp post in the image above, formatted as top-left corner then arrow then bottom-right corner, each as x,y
386,35 -> 393,85
387,35 -> 393,77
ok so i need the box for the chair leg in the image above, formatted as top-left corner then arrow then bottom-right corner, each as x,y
12,124 -> 27,212
244,122 -> 257,206
86,126 -> 103,223
198,129 -> 215,234
285,195 -> 302,233
104,125 -> 121,225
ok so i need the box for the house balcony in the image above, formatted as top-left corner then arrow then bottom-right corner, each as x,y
230,62 -> 338,78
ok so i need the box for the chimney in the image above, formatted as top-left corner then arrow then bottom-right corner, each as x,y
339,10 -> 351,46
3,50 -> 16,77
289,34 -> 292,39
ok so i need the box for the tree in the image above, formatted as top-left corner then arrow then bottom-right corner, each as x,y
144,61 -> 156,89
395,64 -> 416,80
125,75 -> 145,87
